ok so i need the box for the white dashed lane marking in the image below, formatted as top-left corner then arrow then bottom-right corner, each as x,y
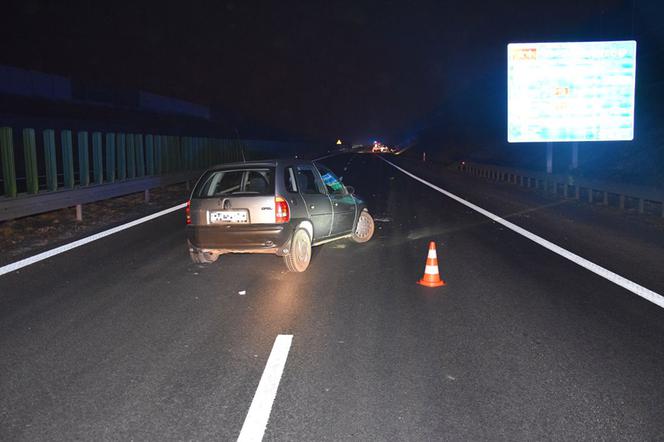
237,334 -> 293,442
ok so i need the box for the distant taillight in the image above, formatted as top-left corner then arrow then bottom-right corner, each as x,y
275,196 -> 290,223
185,200 -> 191,224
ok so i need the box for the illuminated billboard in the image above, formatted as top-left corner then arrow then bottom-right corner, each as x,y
507,41 -> 636,143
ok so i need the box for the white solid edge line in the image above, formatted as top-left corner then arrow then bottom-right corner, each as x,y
0,203 -> 187,277
381,157 -> 664,310
238,334 -> 293,442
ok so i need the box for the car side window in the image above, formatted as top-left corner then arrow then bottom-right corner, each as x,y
295,166 -> 325,194
316,166 -> 346,195
285,167 -> 298,193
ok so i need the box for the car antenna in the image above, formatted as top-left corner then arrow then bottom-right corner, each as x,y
235,127 -> 246,163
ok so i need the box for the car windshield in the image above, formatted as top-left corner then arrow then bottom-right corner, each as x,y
194,168 -> 275,197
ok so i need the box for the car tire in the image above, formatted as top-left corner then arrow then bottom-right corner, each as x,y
284,228 -> 312,272
188,242 -> 218,264
351,210 -> 374,243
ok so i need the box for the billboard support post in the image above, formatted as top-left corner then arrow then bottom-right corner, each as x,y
546,142 -> 553,174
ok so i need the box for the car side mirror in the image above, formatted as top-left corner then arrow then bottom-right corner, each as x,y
345,185 -> 355,195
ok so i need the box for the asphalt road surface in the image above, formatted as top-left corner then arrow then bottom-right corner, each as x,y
1,153 -> 663,441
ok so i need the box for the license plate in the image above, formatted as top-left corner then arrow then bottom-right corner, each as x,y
209,210 -> 249,224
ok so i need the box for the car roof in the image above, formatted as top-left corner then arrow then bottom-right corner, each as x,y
208,158 -> 320,170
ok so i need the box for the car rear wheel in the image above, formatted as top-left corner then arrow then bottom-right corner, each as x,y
284,229 -> 312,272
188,242 -> 219,264
351,210 -> 374,243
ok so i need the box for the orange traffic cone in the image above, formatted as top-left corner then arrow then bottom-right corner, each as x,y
417,241 -> 446,287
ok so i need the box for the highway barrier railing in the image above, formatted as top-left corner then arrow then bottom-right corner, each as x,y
457,161 -> 664,218
0,126 -> 250,221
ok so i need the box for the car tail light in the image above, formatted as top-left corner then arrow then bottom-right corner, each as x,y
275,196 -> 290,223
185,200 -> 191,224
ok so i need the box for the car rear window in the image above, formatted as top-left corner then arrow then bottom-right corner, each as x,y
193,168 -> 275,197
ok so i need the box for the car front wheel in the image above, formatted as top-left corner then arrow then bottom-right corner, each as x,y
351,210 -> 374,243
284,228 -> 312,272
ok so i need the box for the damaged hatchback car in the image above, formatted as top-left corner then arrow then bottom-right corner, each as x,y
186,159 -> 374,272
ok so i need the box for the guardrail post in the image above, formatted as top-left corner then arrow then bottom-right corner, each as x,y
76,204 -> 83,221
145,134 -> 154,175
92,132 -> 103,185
116,133 -> 126,180
575,185 -> 580,200
563,183 -> 568,198
588,188 -> 593,204
638,198 -> 644,214
43,129 -> 58,191
135,134 -> 145,178
105,133 -> 116,183
61,130 -> 74,189
603,191 -> 608,206
127,133 -> 136,178
0,127 -> 17,197
619,194 -> 625,210
23,128 -> 39,194
78,131 -> 89,186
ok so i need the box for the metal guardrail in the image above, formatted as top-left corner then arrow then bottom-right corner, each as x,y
0,171 -> 200,221
0,126 -> 250,221
457,162 -> 664,218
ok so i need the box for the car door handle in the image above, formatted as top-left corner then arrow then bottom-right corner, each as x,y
334,202 -> 338,206
310,205 -> 315,209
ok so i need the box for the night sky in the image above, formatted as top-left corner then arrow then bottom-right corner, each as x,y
1,1 -> 661,144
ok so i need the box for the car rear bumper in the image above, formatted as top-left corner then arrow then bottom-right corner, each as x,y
186,224 -> 293,255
